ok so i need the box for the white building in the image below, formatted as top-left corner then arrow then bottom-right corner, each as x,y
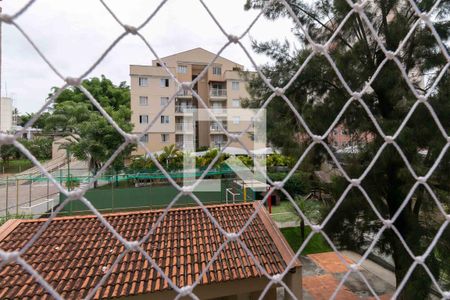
0,97 -> 14,132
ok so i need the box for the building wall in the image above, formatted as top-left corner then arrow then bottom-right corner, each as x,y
125,271 -> 302,300
130,48 -> 256,155
328,124 -> 375,148
0,97 -> 13,132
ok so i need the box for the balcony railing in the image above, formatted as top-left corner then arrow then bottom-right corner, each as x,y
176,89 -> 192,97
175,123 -> 194,132
212,107 -> 225,114
210,124 -> 227,132
176,141 -> 194,149
210,141 -> 227,148
175,105 -> 196,113
210,88 -> 227,97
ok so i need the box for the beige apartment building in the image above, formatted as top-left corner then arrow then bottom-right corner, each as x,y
130,48 -> 257,155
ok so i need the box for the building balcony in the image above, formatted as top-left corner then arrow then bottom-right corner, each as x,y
175,105 -> 196,114
175,123 -> 194,132
210,140 -> 227,149
210,123 -> 227,133
212,107 -> 226,115
176,142 -> 194,149
176,89 -> 193,98
210,88 -> 227,98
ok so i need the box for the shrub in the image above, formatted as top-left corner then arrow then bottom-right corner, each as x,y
268,172 -> 312,197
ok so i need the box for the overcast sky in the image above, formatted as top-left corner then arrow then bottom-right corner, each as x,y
1,0 -> 300,114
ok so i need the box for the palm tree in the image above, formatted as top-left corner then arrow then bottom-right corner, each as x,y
292,196 -> 322,240
158,144 -> 178,170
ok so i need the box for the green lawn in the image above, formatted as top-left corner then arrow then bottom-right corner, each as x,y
271,201 -> 300,223
271,200 -> 295,214
281,226 -> 332,255
0,159 -> 34,174
0,214 -> 34,226
271,212 -> 300,223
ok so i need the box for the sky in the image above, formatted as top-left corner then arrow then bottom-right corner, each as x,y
1,0 -> 300,114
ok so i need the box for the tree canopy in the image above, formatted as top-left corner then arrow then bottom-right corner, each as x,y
45,76 -> 133,180
245,0 -> 449,298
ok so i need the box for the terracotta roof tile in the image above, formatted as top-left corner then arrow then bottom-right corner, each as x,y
0,202 -> 299,299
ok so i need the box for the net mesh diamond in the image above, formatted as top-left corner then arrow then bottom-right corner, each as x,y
0,0 -> 449,299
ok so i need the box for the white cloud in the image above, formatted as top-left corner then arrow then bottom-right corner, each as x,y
2,0 -> 299,113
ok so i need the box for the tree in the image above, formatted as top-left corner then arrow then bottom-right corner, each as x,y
0,144 -> 20,167
49,75 -> 130,109
21,137 -> 53,160
18,112 -> 51,129
45,76 -> 133,187
157,144 -> 184,170
245,0 -> 449,298
196,149 -> 229,169
292,196 -> 322,240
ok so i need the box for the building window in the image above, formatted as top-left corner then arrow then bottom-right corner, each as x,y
232,116 -> 240,124
212,66 -> 222,75
139,96 -> 148,106
140,134 -> 149,143
161,134 -> 169,143
138,77 -> 148,87
139,115 -> 149,124
232,81 -> 239,91
177,65 -> 187,74
160,97 -> 169,106
161,115 -> 170,124
232,99 -> 241,108
160,78 -> 169,87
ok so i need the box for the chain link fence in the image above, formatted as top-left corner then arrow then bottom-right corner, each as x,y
0,0 -> 449,299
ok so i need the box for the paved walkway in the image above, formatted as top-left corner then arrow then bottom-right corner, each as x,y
0,160 -> 90,215
301,252 -> 395,299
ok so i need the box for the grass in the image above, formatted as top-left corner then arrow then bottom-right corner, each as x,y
271,201 -> 300,223
271,200 -> 295,214
281,226 -> 332,255
271,212 -> 300,223
0,214 -> 34,226
0,159 -> 34,174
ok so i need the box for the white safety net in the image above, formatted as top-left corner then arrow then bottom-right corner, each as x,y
0,0 -> 449,299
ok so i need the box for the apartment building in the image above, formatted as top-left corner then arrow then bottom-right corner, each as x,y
130,48 -> 256,155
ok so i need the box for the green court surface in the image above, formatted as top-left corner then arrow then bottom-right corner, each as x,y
59,178 -> 261,215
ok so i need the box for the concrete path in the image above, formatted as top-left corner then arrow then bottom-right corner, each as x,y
0,160 -> 90,215
301,252 -> 395,299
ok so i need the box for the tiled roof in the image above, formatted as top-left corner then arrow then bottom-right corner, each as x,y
0,202 -> 300,299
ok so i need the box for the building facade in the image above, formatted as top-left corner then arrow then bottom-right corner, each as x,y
130,48 -> 255,155
0,97 -> 14,132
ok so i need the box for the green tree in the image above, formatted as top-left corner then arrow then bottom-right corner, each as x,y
292,196 -> 322,240
45,101 -> 91,133
21,137 -> 53,160
196,149 -> 229,169
245,0 -> 449,297
0,144 -> 20,167
157,144 -> 184,170
19,112 -> 51,129
129,156 -> 155,173
45,76 -> 133,187
50,75 -> 130,109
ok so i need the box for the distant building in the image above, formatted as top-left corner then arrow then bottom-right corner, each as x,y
328,124 -> 375,149
297,124 -> 375,151
0,97 -> 14,132
130,48 -> 255,154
